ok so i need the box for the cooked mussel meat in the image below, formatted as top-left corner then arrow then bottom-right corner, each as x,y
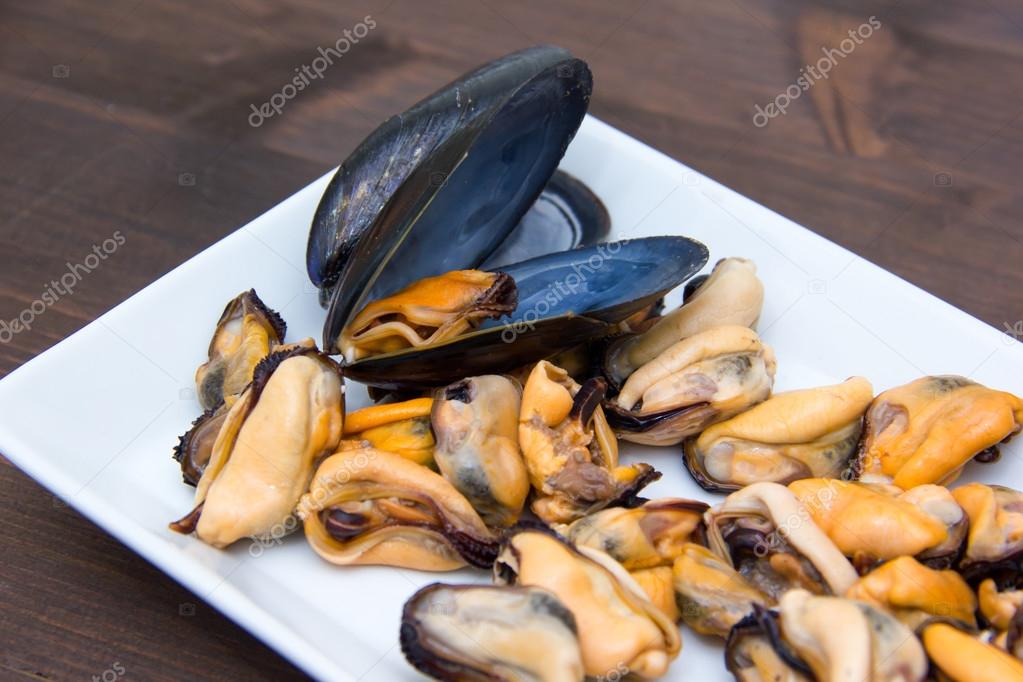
952,483 -> 1023,587
980,579 -> 1023,631
856,375 -> 1023,488
726,590 -> 928,682
494,529 -> 681,679
845,556 -> 976,629
705,482 -> 859,600
606,325 -> 777,447
343,397 -> 435,466
170,341 -> 343,548
673,542 -> 774,638
432,375 -> 528,528
920,620 -> 1023,681
630,566 -> 681,622
194,289 -> 285,410
684,377 -> 872,491
172,396 -> 235,486
339,270 -> 516,362
298,445 -> 498,570
788,479 -> 967,570
604,257 -> 764,389
519,360 -> 659,524
400,582 -> 584,682
555,497 -> 708,570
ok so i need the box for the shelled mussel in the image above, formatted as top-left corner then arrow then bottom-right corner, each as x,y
194,289 -> 286,410
170,341 -> 344,548
856,375 -> 1023,488
432,375 -> 528,528
519,360 -> 660,524
606,325 -> 776,447
684,377 -> 872,491
494,528 -> 681,679
342,397 -> 435,466
603,256 -> 764,390
788,478 -> 968,571
705,482 -> 859,599
298,445 -> 498,570
400,583 -> 585,682
725,590 -> 928,681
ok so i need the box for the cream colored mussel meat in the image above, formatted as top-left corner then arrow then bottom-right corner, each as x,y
494,529 -> 680,679
298,445 -> 498,570
604,257 -> 764,388
607,325 -> 777,447
685,377 -> 872,491
171,342 -> 344,548
195,289 -> 286,411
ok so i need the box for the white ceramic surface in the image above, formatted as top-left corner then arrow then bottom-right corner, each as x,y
2,115 -> 1021,681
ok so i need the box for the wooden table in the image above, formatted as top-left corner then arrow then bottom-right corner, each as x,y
2,1 -> 1021,679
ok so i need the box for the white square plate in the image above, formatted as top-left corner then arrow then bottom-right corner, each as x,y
2,116 -> 1021,681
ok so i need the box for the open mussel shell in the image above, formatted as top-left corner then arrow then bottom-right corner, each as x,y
307,46 -> 578,299
342,236 -> 708,390
322,54 -> 592,351
480,170 -> 610,270
400,582 -> 585,682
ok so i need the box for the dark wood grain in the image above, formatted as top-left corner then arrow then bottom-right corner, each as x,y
1,0 -> 1021,679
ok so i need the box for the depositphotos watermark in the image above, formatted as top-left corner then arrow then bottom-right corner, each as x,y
753,16 -> 882,128
248,15 -> 377,127
0,231 -> 126,344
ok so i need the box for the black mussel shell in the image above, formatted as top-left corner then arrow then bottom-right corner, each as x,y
341,236 -> 709,390
307,46 -> 576,301
173,401 -> 231,486
481,170 -> 610,270
322,54 -> 592,348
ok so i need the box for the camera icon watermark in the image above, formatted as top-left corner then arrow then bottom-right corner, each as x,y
178,172 -> 196,187
179,602 -> 196,616
934,172 -> 952,187
52,64 -> 70,78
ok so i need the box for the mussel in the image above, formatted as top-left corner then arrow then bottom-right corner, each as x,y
518,360 -> 659,524
342,397 -> 435,467
338,270 -> 517,363
672,542 -> 774,638
603,256 -> 764,390
920,620 -> 1023,681
431,375 -> 529,528
334,238 -> 708,390
307,46 -> 593,305
725,590 -> 928,682
684,377 -> 873,491
844,555 -> 976,629
704,482 -> 859,600
788,478 -> 967,571
855,375 -> 1023,488
554,497 -> 708,570
173,396 -> 235,486
494,529 -> 681,679
400,582 -> 585,682
630,566 -> 681,622
980,578 -> 1023,631
170,342 -> 344,548
606,325 -> 777,447
194,289 -> 286,410
297,444 -> 498,570
952,483 -> 1023,587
